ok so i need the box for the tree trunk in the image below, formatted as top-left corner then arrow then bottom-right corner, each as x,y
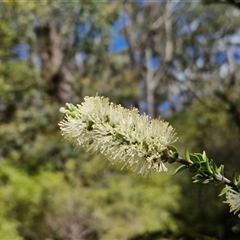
35,20 -> 72,103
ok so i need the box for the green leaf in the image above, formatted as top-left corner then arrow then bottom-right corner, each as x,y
185,147 -> 190,162
202,151 -> 207,161
202,179 -> 210,184
200,162 -> 208,171
209,159 -> 217,172
195,153 -> 203,161
192,174 -> 205,183
167,145 -> 178,153
232,170 -> 238,186
166,147 -> 179,163
168,157 -> 176,163
173,152 -> 179,159
172,165 -> 188,176
205,159 -> 213,174
210,164 -> 217,178
190,154 -> 200,164
189,162 -> 201,173
216,165 -> 224,175
218,185 -> 232,196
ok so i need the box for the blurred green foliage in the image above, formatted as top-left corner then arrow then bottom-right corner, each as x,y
171,97 -> 240,239
0,59 -> 181,239
1,0 -> 240,239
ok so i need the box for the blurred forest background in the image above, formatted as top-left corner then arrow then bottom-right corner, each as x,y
1,0 -> 240,239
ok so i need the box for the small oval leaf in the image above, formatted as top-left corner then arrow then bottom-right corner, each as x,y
219,186 -> 232,196
172,165 -> 188,176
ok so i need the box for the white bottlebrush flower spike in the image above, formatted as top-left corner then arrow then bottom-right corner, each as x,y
59,96 -> 176,176
225,188 -> 240,217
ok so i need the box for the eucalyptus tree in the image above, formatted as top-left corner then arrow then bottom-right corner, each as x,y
109,1 -> 240,237
0,0 -> 121,103
0,2 -> 182,239
111,0 -> 240,120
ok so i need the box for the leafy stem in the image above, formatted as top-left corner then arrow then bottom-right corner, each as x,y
176,156 -> 237,190
166,146 -> 239,194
